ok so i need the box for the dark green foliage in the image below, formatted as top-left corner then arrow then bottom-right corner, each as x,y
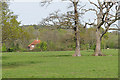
6,43 -> 20,52
92,44 -> 96,51
7,48 -> 14,52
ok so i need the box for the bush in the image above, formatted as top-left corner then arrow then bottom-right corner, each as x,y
2,43 -> 7,52
37,41 -> 47,51
6,43 -> 20,52
81,44 -> 89,50
68,44 -> 75,50
15,43 -> 20,50
7,48 -> 14,52
90,44 -> 96,51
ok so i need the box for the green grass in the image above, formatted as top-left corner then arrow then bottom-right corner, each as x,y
2,49 -> 118,78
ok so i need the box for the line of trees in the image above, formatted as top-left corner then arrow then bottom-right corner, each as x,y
1,1 -> 120,56
40,0 -> 120,56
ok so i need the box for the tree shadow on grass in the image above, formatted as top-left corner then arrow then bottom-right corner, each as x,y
41,55 -> 72,57
2,56 -> 10,60
2,61 -> 43,69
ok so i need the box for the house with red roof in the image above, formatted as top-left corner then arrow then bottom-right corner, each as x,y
28,39 -> 40,50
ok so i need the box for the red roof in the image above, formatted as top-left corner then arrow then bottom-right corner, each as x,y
28,40 -> 40,47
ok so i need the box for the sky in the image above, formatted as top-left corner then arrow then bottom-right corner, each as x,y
9,1 -> 96,25
9,0 -> 119,26
9,2 -> 70,25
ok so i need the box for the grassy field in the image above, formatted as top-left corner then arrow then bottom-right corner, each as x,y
2,49 -> 118,78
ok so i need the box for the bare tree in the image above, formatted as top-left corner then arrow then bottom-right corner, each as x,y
84,0 -> 120,56
40,0 -> 85,56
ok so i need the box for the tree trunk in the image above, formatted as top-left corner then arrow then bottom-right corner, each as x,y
94,10 -> 105,56
74,32 -> 81,56
95,29 -> 102,56
73,1 -> 81,56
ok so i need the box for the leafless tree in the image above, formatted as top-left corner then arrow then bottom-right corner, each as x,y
84,0 -> 120,56
40,10 -> 74,29
40,0 -> 85,56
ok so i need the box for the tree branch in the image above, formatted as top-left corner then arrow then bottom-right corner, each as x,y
100,26 -> 110,40
109,28 -> 120,30
83,8 -> 98,14
88,0 -> 100,9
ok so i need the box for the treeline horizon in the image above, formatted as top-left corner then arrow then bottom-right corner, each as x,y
2,24 -> 118,52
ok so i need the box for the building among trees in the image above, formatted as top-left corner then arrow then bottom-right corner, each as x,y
28,39 -> 40,50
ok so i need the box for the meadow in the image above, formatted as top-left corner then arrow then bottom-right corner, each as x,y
2,49 -> 118,78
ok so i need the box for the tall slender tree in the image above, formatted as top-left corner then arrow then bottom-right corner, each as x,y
2,2 -> 21,43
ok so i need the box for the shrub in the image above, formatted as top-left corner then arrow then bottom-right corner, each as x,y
37,41 -> 47,51
68,44 -> 75,50
81,44 -> 89,50
2,43 -> 7,52
6,43 -> 20,52
90,44 -> 96,51
7,48 -> 14,52
15,43 -> 20,50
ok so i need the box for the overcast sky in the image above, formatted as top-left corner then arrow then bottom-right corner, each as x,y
9,0 -> 118,26
9,2 -> 69,25
9,0 -> 97,25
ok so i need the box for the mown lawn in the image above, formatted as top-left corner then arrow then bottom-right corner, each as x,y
2,49 -> 118,78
